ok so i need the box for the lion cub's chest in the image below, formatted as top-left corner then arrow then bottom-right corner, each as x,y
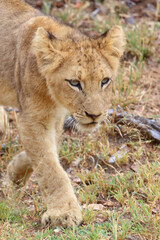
0,83 -> 18,107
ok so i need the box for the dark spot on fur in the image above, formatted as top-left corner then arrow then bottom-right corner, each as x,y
100,29 -> 109,38
45,216 -> 51,226
48,32 -> 55,40
78,220 -> 84,226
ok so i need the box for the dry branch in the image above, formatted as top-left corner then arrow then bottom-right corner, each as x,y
64,106 -> 160,142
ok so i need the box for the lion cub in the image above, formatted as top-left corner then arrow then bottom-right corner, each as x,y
0,0 -> 125,228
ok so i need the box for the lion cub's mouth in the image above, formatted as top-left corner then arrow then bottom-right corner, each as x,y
79,122 -> 99,130
76,120 -> 100,131
64,116 -> 100,131
81,122 -> 97,127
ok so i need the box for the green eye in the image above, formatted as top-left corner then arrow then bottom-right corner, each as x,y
65,79 -> 82,90
101,78 -> 111,88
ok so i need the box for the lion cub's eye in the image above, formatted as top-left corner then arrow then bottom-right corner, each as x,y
65,79 -> 82,91
101,78 -> 111,88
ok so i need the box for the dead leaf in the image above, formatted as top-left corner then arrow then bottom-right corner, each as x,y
83,203 -> 104,211
130,163 -> 139,172
103,200 -> 116,207
98,199 -> 116,206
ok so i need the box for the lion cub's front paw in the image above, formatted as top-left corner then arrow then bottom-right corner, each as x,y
41,205 -> 82,228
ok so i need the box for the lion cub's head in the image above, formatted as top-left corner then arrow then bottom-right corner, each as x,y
32,25 -> 125,130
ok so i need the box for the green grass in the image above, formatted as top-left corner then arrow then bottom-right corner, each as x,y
126,24 -> 157,62
1,157 -> 159,239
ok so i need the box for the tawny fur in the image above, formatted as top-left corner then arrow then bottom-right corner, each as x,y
0,0 -> 125,228
0,106 -> 8,135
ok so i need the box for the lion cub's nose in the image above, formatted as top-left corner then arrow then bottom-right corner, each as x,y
85,111 -> 101,121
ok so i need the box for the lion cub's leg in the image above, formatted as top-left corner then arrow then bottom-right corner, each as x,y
17,114 -> 82,228
7,151 -> 33,185
0,106 -> 8,135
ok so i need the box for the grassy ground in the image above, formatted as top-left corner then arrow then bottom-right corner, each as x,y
0,0 -> 160,239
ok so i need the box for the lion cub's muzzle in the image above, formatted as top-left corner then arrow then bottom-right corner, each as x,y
73,110 -> 106,130
84,111 -> 101,121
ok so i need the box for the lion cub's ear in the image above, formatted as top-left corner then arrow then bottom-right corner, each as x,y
32,27 -> 67,77
97,26 -> 125,72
